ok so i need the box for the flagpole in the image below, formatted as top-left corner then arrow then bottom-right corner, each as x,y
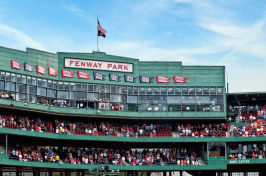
97,16 -> 99,52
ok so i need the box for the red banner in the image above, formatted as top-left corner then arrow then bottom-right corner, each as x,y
36,65 -> 46,74
48,67 -> 58,77
61,69 -> 74,78
173,75 -> 187,83
77,71 -> 90,79
11,60 -> 22,70
156,75 -> 170,83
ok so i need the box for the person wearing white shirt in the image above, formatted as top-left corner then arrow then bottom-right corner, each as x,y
154,106 -> 159,111
177,159 -> 180,165
186,106 -> 190,111
80,102 -> 83,108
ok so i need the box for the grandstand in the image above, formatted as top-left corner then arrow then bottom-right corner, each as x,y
0,46 -> 265,176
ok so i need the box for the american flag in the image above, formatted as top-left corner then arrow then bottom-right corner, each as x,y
97,19 -> 106,38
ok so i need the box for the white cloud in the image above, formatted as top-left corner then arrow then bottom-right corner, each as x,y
0,22 -> 44,50
62,4 -> 86,18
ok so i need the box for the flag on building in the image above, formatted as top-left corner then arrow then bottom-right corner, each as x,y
97,19 -> 107,38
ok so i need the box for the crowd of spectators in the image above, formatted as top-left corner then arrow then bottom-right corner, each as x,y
1,110 -> 266,138
8,145 -> 202,166
228,144 -> 266,160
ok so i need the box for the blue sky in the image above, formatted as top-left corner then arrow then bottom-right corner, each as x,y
0,0 -> 266,93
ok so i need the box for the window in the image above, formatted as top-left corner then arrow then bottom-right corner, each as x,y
75,92 -> 87,100
203,88 -> 209,95
82,83 -> 87,91
17,74 -> 22,83
48,89 -> 56,97
48,80 -> 53,88
117,86 -> 121,94
122,86 -> 127,94
0,81 -> 4,90
93,84 -> 98,92
154,95 -> 167,103
182,96 -> 195,104
111,94 -> 122,102
37,87 -> 46,96
6,82 -> 15,91
6,72 -> 11,81
128,96 -> 137,103
88,84 -> 93,91
189,87 -> 195,95
27,76 -> 32,85
76,83 -> 81,91
196,96 -> 210,104
133,87 -> 138,94
210,96 -> 223,104
175,87 -> 181,95
210,88 -> 216,94
111,85 -> 116,93
28,86 -> 37,94
154,88 -> 160,95
128,87 -> 133,95
11,73 -> 16,82
42,79 -> 47,87
70,83 -> 75,91
17,84 -> 26,93
167,96 -> 181,104
139,95 -> 153,103
217,88 -> 223,95
32,77 -> 37,85
182,87 -> 188,95
168,87 -> 174,95
53,81 -> 57,89
139,87 -> 145,94
63,82 -> 69,90
88,93 -> 98,101
37,78 -> 42,86
100,93 -> 110,101
58,91 -> 69,99
196,87 -> 202,95
70,92 -> 74,100
146,88 -> 153,94
0,71 -> 5,80
122,94 -> 127,103
58,82 -> 63,89
22,75 -> 26,84
160,88 -> 167,94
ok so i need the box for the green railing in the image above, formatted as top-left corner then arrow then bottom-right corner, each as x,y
1,128 -> 266,143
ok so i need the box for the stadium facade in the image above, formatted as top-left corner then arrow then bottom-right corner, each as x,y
0,46 -> 265,176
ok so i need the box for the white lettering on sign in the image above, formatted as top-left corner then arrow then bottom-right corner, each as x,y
229,160 -> 251,164
65,58 -> 133,72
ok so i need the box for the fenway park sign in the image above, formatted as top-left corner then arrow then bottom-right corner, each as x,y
65,58 -> 133,73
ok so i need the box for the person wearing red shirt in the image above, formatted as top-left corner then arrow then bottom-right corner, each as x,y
184,159 -> 187,165
181,159 -> 184,166
252,152 -> 256,159
132,158 -> 136,165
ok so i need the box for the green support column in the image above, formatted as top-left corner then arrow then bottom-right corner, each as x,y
207,143 -> 209,161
